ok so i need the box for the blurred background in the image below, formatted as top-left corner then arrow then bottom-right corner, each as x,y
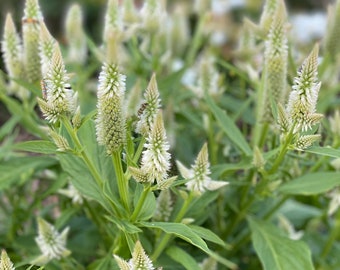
0,0 -> 333,43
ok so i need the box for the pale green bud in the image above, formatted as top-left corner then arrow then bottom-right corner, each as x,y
129,166 -> 149,183
96,63 -> 126,154
49,129 -> 70,152
72,106 -> 82,129
153,189 -> 173,222
65,4 -> 87,64
2,13 -> 28,99
0,250 -> 15,270
294,134 -> 321,150
323,0 -> 340,58
22,0 -> 43,83
277,103 -> 290,133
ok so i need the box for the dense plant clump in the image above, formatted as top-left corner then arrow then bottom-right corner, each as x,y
1,0 -> 340,269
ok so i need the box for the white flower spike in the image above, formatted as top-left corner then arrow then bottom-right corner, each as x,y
177,143 -> 229,195
96,63 -> 126,154
140,111 -> 171,184
0,250 -> 15,270
33,218 -> 70,264
114,241 -> 159,270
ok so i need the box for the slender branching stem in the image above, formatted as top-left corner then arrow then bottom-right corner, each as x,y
130,184 -> 151,222
112,150 -> 130,212
62,117 -> 103,188
151,192 -> 194,261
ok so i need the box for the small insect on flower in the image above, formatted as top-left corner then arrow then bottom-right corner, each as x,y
137,102 -> 148,118
64,83 -> 72,90
22,17 -> 40,24
40,78 -> 47,99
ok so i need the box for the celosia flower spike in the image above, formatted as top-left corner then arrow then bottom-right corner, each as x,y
96,63 -> 126,154
286,44 -> 323,132
177,143 -> 229,195
259,6 -> 288,123
37,43 -> 77,123
1,13 -> 27,99
135,74 -> 161,136
39,21 -> 56,77
22,0 -> 43,83
114,241 -> 157,270
140,111 -> 171,184
140,0 -> 166,34
34,218 -> 70,262
0,250 -> 15,270
323,0 -> 340,58
153,189 -> 173,222
65,4 -> 87,64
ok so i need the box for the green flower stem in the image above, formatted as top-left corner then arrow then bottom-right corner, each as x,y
268,125 -> 295,174
133,137 -> 146,164
207,112 -> 218,165
223,169 -> 272,240
229,195 -> 288,256
320,213 -> 340,259
112,150 -> 130,212
62,117 -> 103,189
130,184 -> 151,222
185,14 -> 205,66
258,122 -> 269,148
151,192 -> 194,261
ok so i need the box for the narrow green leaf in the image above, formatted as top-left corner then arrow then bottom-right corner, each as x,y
304,146 -> 340,158
105,216 -> 142,234
133,184 -> 156,221
139,221 -> 210,254
166,246 -> 201,270
0,156 -> 57,190
0,93 -> 46,139
279,172 -> 340,195
188,224 -> 230,249
13,140 -> 57,154
140,221 -> 238,269
58,153 -> 106,207
249,217 -> 314,270
0,116 -> 19,140
205,93 -> 252,156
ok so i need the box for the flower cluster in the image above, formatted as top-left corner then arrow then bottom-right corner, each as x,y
33,218 -> 70,265
0,250 -> 15,270
278,44 -> 323,150
96,63 -> 126,154
177,143 -> 229,195
114,241 -> 160,270
37,43 -> 77,124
